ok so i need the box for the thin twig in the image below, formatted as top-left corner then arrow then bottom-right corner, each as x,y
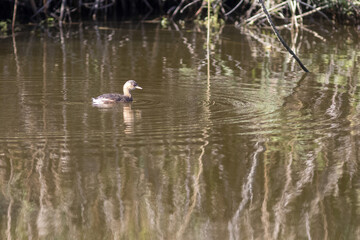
301,26 -> 326,42
171,0 -> 186,20
31,0 -> 53,20
181,0 -> 201,13
12,0 -> 18,32
277,23 -> 326,42
258,0 -> 309,72
225,0 -> 244,16
59,0 -> 66,24
83,1 -> 115,10
195,0 -> 206,17
296,0 -> 331,22
294,5 -> 329,19
245,1 -> 288,24
143,0 -> 153,11
92,0 -> 100,20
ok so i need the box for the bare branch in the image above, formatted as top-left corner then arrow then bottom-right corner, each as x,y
258,0 -> 310,72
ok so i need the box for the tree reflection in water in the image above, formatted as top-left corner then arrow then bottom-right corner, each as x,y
0,22 -> 359,239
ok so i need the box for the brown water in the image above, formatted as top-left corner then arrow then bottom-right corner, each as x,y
0,22 -> 360,239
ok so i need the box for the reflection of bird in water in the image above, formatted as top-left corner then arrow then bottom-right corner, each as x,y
92,80 -> 142,105
123,104 -> 142,134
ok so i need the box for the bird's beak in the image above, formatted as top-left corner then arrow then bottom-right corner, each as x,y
135,86 -> 142,90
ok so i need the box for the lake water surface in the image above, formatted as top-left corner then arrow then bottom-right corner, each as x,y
0,22 -> 360,239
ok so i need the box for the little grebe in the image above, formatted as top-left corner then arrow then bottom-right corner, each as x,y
92,80 -> 142,104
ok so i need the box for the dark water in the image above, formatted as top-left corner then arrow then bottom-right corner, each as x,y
0,22 -> 360,239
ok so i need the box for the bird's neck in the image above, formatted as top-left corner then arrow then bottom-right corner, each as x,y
123,87 -> 131,97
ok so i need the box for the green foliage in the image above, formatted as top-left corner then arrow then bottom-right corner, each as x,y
195,1 -> 224,30
0,20 -> 8,32
39,17 -> 55,27
161,17 -> 169,28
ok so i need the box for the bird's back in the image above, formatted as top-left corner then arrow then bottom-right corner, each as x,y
92,93 -> 132,104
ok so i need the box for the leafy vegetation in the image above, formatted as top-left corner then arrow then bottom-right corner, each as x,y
0,20 -> 9,32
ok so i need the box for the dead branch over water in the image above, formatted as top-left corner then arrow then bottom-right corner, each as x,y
258,0 -> 309,72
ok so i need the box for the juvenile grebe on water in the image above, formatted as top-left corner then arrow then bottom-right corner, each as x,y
92,80 -> 142,104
